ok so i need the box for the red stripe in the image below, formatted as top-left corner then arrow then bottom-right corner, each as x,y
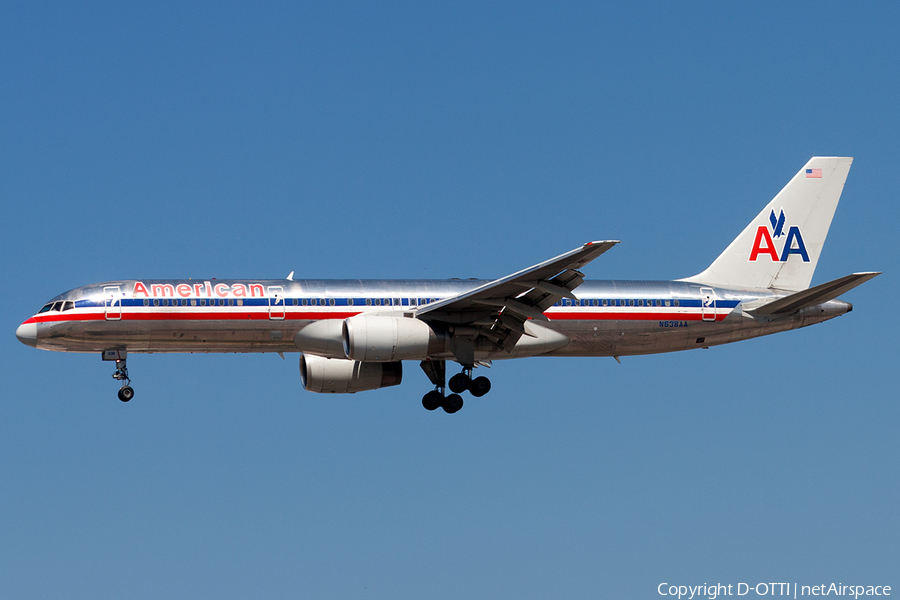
548,311 -> 724,322
27,311 -> 363,323
27,309 -> 725,324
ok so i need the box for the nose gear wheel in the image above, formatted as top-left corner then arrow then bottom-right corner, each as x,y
112,359 -> 135,402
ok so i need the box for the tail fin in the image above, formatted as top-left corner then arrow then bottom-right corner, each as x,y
681,157 -> 853,291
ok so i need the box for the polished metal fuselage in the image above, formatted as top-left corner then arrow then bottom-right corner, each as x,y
20,278 -> 851,360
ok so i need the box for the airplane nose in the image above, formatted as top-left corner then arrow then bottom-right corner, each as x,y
16,322 -> 37,347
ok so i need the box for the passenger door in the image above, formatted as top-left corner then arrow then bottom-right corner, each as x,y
268,286 -> 285,320
104,286 -> 122,321
700,287 -> 717,322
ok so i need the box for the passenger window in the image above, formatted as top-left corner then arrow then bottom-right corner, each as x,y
665,300 -> 671,307
674,300 -> 680,307
143,299 -> 150,306
365,298 -> 372,306
329,298 -> 336,306
601,299 -> 608,307
348,298 -> 354,306
200,299 -> 206,306
228,299 -> 235,306
292,298 -> 298,306
629,299 -> 635,306
236,299 -> 243,306
301,298 -> 308,306
190,299 -> 197,306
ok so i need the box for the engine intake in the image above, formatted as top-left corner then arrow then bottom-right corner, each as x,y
299,353 -> 402,394
342,315 -> 445,362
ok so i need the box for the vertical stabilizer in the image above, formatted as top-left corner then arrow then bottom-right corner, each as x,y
681,157 -> 852,291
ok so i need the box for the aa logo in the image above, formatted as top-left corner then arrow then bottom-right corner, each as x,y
749,209 -> 810,262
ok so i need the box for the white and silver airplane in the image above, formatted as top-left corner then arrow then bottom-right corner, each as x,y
16,157 -> 879,413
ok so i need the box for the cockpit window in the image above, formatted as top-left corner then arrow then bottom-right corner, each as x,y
62,301 -> 75,311
50,302 -> 62,311
38,303 -> 53,313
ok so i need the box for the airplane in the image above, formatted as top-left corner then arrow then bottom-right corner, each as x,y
16,157 -> 879,413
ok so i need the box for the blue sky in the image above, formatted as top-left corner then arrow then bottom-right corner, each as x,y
2,2 -> 897,598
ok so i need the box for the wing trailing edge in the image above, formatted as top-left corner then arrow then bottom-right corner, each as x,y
416,240 -> 619,354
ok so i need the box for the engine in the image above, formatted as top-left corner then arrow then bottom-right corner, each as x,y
299,353 -> 402,394
342,315 -> 446,362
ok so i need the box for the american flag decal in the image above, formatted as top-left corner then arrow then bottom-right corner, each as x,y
806,168 -> 822,178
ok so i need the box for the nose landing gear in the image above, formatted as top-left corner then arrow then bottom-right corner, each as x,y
113,359 -> 134,402
103,350 -> 134,402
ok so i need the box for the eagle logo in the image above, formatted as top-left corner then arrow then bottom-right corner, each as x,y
769,209 -> 786,238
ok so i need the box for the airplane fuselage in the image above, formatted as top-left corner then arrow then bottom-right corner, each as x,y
18,278 -> 850,359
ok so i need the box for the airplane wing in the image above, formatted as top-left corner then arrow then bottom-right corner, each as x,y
416,241 -> 619,356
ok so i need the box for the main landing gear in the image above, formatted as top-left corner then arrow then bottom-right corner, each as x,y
419,361 -> 491,414
448,368 -> 491,397
422,389 -> 463,414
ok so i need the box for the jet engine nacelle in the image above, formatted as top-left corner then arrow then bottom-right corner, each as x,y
342,315 -> 445,362
299,353 -> 402,394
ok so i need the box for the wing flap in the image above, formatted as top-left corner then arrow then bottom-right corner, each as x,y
417,241 -> 617,320
417,240 -> 619,354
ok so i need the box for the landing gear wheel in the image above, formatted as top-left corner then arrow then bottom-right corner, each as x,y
442,393 -> 463,414
448,373 -> 471,394
422,390 -> 442,411
469,376 -> 491,397
118,386 -> 134,402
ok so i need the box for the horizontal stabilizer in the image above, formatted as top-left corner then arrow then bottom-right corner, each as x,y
749,272 -> 881,316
